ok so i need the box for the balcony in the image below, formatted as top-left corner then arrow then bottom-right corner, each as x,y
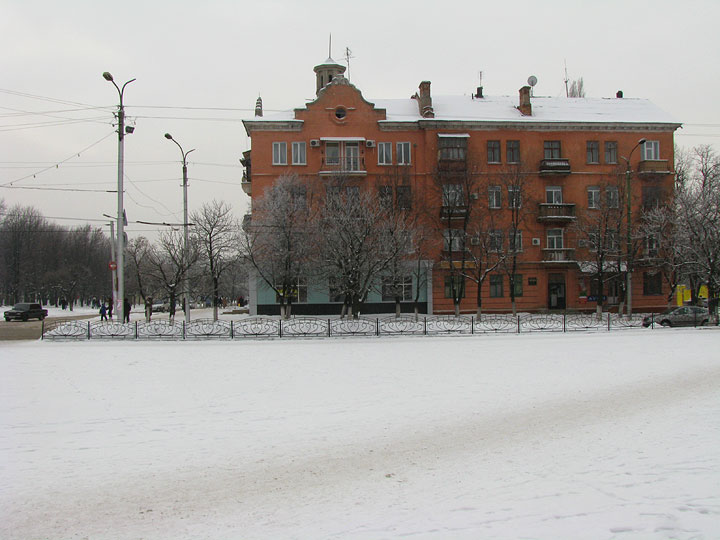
319,156 -> 366,176
637,160 -> 672,176
539,158 -> 571,175
537,203 -> 576,222
541,248 -> 576,263
440,206 -> 469,219
241,173 -> 251,195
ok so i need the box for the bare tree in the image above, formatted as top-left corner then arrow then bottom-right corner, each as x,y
241,174 -> 317,319
573,177 -> 624,317
191,200 -> 238,320
568,77 -> 586,98
145,229 -> 199,321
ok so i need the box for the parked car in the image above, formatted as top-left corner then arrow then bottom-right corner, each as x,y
4,303 -> 48,322
642,306 -> 709,327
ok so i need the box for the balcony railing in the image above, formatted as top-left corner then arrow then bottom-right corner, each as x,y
539,158 -> 571,175
321,156 -> 366,175
537,203 -> 576,222
637,160 -> 671,175
542,248 -> 576,262
440,205 -> 469,218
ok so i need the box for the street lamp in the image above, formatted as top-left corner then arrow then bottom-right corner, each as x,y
164,133 -> 195,325
103,71 -> 135,323
622,137 -> 647,318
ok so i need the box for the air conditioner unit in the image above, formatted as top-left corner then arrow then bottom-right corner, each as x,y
470,192 -> 479,200
578,239 -> 588,248
532,238 -> 541,246
470,236 -> 481,246
365,140 -> 376,148
310,139 -> 320,147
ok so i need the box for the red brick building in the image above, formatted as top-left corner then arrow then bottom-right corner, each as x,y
242,57 -> 679,315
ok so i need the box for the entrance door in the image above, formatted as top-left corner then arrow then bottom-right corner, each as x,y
548,274 -> 566,309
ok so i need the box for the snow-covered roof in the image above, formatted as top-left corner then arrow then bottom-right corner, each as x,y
246,94 -> 679,127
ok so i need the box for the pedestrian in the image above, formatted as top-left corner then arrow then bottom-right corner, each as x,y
145,297 -> 152,322
123,298 -> 131,323
100,303 -> 107,321
107,299 -> 113,320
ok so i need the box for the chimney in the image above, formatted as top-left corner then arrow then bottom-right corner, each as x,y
417,80 -> 435,118
616,90 -> 624,98
475,86 -> 484,99
518,86 -> 532,116
254,96 -> 263,117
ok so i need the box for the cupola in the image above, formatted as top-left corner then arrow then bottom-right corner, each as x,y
313,56 -> 346,95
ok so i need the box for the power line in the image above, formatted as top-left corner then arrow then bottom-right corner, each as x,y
0,185 -> 116,193
0,131 -> 116,187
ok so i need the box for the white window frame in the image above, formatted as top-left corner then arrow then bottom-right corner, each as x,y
547,228 -> 564,249
489,229 -> 504,252
546,186 -> 563,204
378,142 -> 392,165
488,186 -> 502,209
291,142 -> 306,165
642,140 -> 660,161
487,140 -> 501,163
508,186 -> 522,208
588,187 -> 600,209
509,230 -> 523,252
606,186 -> 619,208
443,229 -> 464,252
272,142 -> 287,165
604,141 -> 618,164
442,184 -> 464,207
397,142 -> 411,165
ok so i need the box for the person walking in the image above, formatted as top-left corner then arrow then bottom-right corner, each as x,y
99,303 -> 107,321
107,299 -> 113,320
123,298 -> 131,323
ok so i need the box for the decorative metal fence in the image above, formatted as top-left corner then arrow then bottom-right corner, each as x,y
41,312 -> 657,341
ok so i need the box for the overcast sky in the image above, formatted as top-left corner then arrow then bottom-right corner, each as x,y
1,0 -> 718,240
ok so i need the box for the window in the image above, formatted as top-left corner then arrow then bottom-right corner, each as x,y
489,229 -> 504,252
587,187 -> 600,209
444,275 -> 465,298
378,185 -> 393,208
546,186 -> 563,204
378,142 -> 392,165
508,186 -> 522,208
642,140 -> 660,161
605,141 -> 618,164
487,140 -> 501,163
506,140 -> 520,163
438,137 -> 467,161
508,230 -> 523,253
547,228 -> 564,249
488,186 -> 502,209
272,142 -> 287,165
443,229 -> 465,252
396,186 -> 412,210
442,184 -> 464,207
544,140 -> 561,159
490,275 -> 504,298
643,271 -> 662,295
606,186 -> 619,208
642,186 -> 663,209
344,142 -> 360,171
587,141 -> 600,164
397,142 -> 411,165
275,277 -> 307,303
511,274 -> 523,297
645,234 -> 659,257
382,275 -> 413,302
325,142 -> 340,165
292,142 -> 306,165
588,230 -> 600,252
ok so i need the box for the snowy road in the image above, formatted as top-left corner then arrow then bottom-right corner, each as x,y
1,330 -> 719,539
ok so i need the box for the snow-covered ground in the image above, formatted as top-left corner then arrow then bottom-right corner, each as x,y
1,330 -> 719,539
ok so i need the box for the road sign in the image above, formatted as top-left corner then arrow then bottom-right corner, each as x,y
108,261 -> 117,270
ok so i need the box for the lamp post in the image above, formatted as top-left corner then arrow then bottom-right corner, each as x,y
164,133 -> 195,325
622,137 -> 647,318
103,72 -> 135,323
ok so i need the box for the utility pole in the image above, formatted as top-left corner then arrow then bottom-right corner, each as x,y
103,72 -> 135,323
622,138 -> 647,318
165,133 -> 195,325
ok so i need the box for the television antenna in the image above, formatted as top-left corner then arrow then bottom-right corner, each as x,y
344,46 -> 355,81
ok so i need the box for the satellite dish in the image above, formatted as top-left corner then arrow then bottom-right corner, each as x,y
527,75 -> 538,87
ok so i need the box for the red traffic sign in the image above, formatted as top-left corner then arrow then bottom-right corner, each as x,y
108,261 -> 117,270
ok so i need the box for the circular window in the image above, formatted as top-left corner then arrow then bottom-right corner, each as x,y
335,107 -> 346,120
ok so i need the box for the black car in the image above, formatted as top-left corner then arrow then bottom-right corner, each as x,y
4,303 -> 48,322
642,306 -> 709,327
